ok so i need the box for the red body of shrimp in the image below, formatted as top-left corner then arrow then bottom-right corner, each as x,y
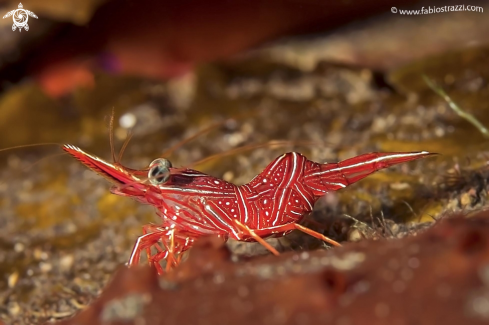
63,144 -> 431,274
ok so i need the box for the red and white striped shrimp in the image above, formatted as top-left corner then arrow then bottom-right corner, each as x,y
63,144 -> 431,274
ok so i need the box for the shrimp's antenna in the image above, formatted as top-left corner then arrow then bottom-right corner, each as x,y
118,129 -> 134,163
0,143 -> 61,153
187,140 -> 325,168
161,120 -> 230,158
109,108 -> 118,163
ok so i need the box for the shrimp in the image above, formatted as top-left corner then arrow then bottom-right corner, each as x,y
63,144 -> 432,274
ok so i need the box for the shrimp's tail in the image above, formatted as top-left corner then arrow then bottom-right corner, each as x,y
303,151 -> 434,196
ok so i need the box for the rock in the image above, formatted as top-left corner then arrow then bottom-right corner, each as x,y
55,211 -> 489,325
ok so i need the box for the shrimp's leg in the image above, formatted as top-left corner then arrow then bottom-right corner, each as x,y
166,229 -> 176,272
294,224 -> 341,247
253,222 -> 341,250
128,229 -> 168,267
140,225 -> 164,266
234,220 -> 280,256
150,251 -> 168,274
128,226 -> 187,274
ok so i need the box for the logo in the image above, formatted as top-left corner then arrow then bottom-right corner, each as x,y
2,3 -> 38,32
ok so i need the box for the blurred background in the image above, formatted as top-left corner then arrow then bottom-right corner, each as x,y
1,0 -> 489,323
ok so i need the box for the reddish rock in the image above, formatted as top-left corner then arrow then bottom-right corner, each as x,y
54,211 -> 489,325
19,0 -> 418,97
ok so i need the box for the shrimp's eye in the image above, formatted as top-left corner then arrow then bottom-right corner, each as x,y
148,158 -> 172,185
